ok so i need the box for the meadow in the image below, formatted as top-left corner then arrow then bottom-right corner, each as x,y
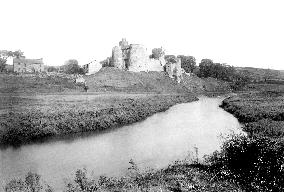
0,93 -> 197,146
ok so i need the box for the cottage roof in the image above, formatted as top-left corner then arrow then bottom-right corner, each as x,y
13,58 -> 43,65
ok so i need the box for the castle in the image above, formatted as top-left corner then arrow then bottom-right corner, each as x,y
109,38 -> 183,82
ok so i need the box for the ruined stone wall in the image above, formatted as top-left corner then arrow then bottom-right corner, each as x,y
175,58 -> 182,83
165,63 -> 175,78
87,60 -> 102,75
128,44 -> 148,72
164,58 -> 183,82
110,39 -> 182,83
146,58 -> 164,72
111,46 -> 124,69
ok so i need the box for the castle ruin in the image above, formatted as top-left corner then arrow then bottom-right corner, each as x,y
109,38 -> 183,82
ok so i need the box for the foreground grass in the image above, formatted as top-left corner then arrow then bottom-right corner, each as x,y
0,93 -> 197,146
4,160 -> 242,192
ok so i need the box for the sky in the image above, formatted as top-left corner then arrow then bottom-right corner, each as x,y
1,0 -> 283,70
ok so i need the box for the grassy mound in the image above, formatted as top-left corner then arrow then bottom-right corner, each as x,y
85,67 -> 191,94
85,67 -> 232,94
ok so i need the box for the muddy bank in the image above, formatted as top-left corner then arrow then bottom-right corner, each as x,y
0,94 -> 197,146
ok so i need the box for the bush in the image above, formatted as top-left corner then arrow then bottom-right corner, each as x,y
207,135 -> 284,191
4,172 -> 52,192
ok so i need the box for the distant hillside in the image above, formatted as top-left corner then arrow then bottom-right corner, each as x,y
236,67 -> 284,81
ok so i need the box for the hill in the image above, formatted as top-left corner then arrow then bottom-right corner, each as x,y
235,67 -> 284,81
85,67 -> 232,94
85,67 -> 191,94
0,67 -> 232,95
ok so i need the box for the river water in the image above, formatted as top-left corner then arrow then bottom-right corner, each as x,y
0,97 -> 244,190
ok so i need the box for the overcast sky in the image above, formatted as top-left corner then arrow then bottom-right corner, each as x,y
1,0 -> 283,70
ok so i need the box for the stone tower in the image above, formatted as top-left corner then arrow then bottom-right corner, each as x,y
128,44 -> 148,72
111,46 -> 124,69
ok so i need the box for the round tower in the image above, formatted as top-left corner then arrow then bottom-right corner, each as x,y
111,46 -> 124,69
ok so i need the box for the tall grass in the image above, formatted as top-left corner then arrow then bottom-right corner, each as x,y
0,95 -> 197,146
4,160 -> 242,192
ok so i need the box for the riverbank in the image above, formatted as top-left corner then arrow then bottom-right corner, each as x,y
220,90 -> 284,137
2,96 -> 245,192
214,89 -> 284,191
0,93 -> 197,146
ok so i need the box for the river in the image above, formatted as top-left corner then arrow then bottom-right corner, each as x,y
0,97 -> 244,190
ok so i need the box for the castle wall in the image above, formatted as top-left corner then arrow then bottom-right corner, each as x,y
111,46 -> 124,69
84,60 -> 102,75
165,63 -> 175,78
175,58 -> 182,83
110,39 -> 182,82
128,44 -> 148,72
146,58 -> 164,72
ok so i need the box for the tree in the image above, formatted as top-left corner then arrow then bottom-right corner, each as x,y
46,66 -> 58,72
263,69 -> 277,82
0,50 -> 24,72
150,48 -> 165,59
199,59 -> 214,78
165,55 -> 177,63
177,55 -> 196,73
199,59 -> 237,81
62,59 -> 85,74
13,50 -> 25,58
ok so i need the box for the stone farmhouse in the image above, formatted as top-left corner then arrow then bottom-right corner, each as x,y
13,57 -> 44,73
109,38 -> 183,82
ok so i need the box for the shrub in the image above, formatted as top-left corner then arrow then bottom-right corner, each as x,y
4,172 -> 51,192
207,135 -> 284,191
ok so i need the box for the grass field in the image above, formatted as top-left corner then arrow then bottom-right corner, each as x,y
0,73 -> 84,94
0,92 -> 197,146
